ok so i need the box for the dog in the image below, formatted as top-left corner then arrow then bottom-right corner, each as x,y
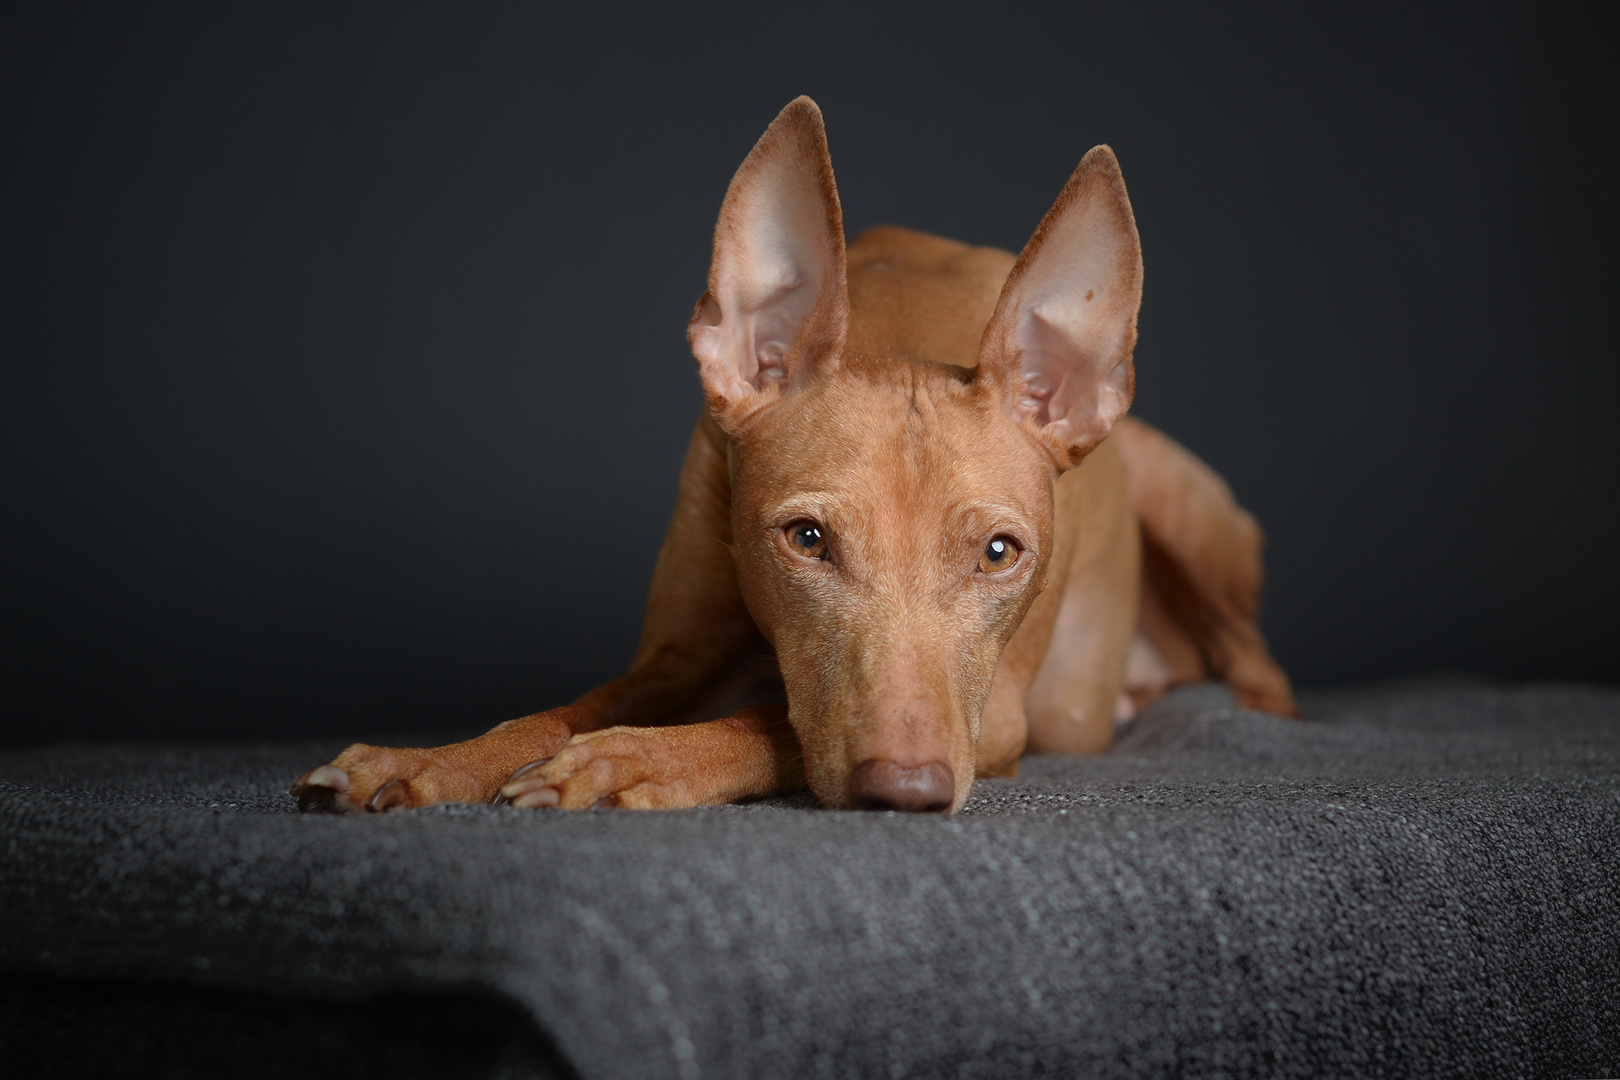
292,96 -> 1297,817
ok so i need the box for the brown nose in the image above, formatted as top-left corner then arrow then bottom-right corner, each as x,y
847,759 -> 955,813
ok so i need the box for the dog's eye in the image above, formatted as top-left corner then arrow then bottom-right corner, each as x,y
978,536 -> 1020,573
786,521 -> 828,560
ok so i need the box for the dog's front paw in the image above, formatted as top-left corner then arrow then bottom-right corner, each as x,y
495,727 -> 701,811
291,744 -> 487,814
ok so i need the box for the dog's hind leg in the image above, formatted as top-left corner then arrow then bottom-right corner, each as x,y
1113,417 -> 1299,717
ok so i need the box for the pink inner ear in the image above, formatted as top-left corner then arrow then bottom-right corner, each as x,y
1006,297 -> 1135,458
1011,307 -> 1075,426
1013,302 -> 1117,427
690,99 -> 848,415
979,146 -> 1142,462
734,259 -> 822,390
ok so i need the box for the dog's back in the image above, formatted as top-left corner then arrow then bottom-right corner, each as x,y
846,226 -> 1015,369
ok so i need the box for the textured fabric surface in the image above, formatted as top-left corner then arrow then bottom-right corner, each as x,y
1,682 -> 1616,1079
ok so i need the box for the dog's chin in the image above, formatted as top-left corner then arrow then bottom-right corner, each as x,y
799,763 -> 852,811
799,758 -> 878,813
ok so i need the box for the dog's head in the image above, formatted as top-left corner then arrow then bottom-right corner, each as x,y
689,98 -> 1142,813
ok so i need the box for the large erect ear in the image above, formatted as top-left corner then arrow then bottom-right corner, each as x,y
977,146 -> 1143,468
688,97 -> 849,431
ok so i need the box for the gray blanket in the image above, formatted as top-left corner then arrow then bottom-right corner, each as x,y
2,682 -> 1616,1079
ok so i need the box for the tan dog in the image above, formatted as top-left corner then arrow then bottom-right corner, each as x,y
292,97 -> 1296,817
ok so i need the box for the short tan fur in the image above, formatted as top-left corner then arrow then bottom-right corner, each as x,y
293,97 -> 1296,818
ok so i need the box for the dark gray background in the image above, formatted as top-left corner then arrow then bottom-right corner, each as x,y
2,2 -> 1613,746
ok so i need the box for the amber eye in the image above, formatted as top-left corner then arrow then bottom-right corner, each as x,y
786,521 -> 829,560
978,536 -> 1020,574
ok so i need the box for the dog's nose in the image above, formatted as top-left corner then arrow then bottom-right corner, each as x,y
847,759 -> 955,813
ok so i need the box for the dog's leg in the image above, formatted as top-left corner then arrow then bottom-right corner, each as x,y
971,435 -> 1141,767
292,416 -> 793,812
1113,417 -> 1300,717
493,705 -> 801,810
1016,432 -> 1144,755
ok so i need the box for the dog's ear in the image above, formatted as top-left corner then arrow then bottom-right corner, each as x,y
977,146 -> 1143,469
688,97 -> 849,432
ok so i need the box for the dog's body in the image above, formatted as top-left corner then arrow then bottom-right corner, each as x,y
293,98 -> 1295,817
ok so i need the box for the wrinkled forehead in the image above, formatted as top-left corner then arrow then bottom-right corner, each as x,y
733,358 -> 1054,527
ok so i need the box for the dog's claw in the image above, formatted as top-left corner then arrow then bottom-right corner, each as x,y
507,758 -> 550,781
292,765 -> 354,812
300,765 -> 350,793
506,784 -> 561,809
495,759 -> 560,809
368,780 -> 409,812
